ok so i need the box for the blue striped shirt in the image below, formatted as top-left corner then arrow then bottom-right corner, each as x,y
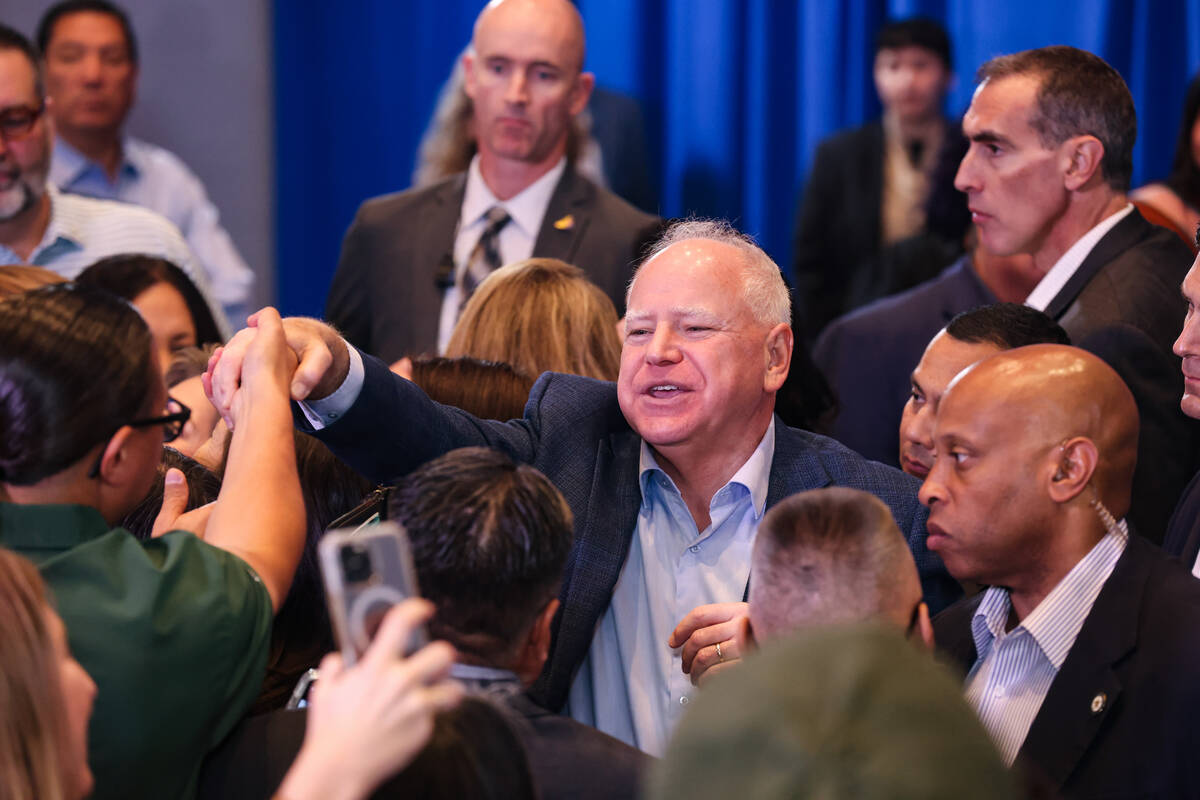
965,521 -> 1129,765
0,185 -> 229,336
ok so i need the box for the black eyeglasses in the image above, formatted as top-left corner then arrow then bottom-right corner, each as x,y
0,103 -> 45,142
87,397 -> 192,479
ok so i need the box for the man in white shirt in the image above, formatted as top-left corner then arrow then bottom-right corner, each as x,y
955,45 -> 1198,542
928,344 -> 1200,798
324,0 -> 660,364
37,0 -> 254,325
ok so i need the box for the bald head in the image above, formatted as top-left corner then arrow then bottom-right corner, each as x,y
949,345 -> 1138,514
473,0 -> 586,71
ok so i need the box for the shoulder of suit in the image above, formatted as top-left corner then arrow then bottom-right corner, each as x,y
528,372 -> 628,429
775,423 -> 920,496
561,166 -> 661,229
816,120 -> 885,157
353,173 -> 464,225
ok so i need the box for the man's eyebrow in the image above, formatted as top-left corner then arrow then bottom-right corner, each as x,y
970,130 -> 1008,146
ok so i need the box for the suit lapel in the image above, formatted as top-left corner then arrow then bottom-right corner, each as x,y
1016,539 -> 1147,789
538,428 -> 642,710
1043,210 -> 1149,320
421,175 -> 468,290
766,422 -> 833,508
532,168 -> 593,263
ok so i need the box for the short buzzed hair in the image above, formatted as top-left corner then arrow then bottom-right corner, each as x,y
978,45 -> 1136,191
944,302 -> 1070,350
749,487 -> 913,639
630,218 -> 791,327
37,0 -> 139,66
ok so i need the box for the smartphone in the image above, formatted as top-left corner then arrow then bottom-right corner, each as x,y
317,522 -> 427,666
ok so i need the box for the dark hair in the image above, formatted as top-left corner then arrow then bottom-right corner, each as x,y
0,265 -> 66,299
408,356 -> 533,420
164,344 -> 219,389
978,46 -> 1136,191
875,17 -> 952,69
75,255 -> 223,348
388,448 -> 574,665
375,697 -> 537,800
774,308 -> 838,434
0,24 -> 45,98
120,447 -> 222,540
945,303 -> 1071,350
0,283 -> 152,485
1165,72 -> 1200,212
36,0 -> 138,66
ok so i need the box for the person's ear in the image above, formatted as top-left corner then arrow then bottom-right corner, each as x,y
568,71 -> 595,116
514,599 -> 559,685
763,323 -> 793,393
733,614 -> 757,655
95,426 -> 136,486
911,602 -> 935,652
462,50 -> 479,101
1062,135 -> 1106,191
1047,437 -> 1098,503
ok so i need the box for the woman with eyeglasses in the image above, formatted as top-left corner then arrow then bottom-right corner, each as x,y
0,283 -> 307,800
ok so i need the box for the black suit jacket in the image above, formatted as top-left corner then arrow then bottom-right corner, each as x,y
325,167 -> 661,363
198,692 -> 648,800
792,118 -> 965,340
933,535 -> 1200,799
1042,209 -> 1200,542
306,354 -> 959,713
814,255 -> 996,466
1164,469 -> 1200,565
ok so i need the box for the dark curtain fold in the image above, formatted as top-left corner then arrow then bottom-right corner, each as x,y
274,0 -> 1200,317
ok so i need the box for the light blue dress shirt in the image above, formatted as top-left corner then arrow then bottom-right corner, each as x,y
50,136 -> 254,326
965,520 -> 1129,765
567,419 -> 775,756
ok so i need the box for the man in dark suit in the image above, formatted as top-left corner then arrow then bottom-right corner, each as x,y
792,17 -> 966,340
209,219 -> 957,756
814,232 -> 1044,465
1164,249 -> 1200,566
386,447 -> 647,799
955,45 -> 1199,542
325,0 -> 660,364
927,345 -> 1200,798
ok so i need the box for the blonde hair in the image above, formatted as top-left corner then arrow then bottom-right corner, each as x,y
447,258 -> 622,381
0,265 -> 66,299
0,548 -> 70,800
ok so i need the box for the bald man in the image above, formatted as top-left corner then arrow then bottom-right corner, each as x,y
928,345 -> 1200,798
325,0 -> 660,363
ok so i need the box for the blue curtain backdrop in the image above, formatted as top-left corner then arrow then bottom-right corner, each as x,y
274,0 -> 1200,318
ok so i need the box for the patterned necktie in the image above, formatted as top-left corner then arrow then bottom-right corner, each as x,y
459,206 -> 511,307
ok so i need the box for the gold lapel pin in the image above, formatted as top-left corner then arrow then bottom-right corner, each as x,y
553,214 -> 574,230
1090,692 -> 1107,714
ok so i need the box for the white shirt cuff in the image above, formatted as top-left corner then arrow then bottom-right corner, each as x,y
298,343 -> 365,430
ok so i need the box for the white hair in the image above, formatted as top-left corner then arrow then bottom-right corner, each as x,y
627,218 -> 791,327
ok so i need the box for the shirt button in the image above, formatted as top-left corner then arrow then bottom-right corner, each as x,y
679,696 -> 689,705
689,545 -> 700,553
993,688 -> 1006,699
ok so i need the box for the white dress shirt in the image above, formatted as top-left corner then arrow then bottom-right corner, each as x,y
436,156 -> 567,352
1024,204 -> 1134,311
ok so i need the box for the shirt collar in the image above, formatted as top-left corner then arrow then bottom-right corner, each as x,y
53,135 -> 140,185
970,518 -> 1129,670
460,154 -> 566,239
0,502 -> 112,551
1025,203 -> 1135,311
37,184 -> 84,251
637,417 -> 776,520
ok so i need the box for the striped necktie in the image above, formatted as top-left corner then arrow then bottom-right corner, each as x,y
459,206 -> 511,307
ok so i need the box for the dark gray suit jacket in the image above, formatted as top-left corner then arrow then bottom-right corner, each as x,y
325,167 -> 661,363
1042,209 -> 1199,542
933,535 -> 1200,799
814,256 -> 996,466
306,353 -> 959,713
